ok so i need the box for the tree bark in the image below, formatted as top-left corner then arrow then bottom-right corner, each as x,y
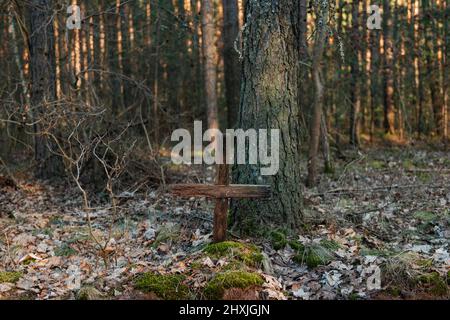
444,0 -> 449,141
383,0 -> 395,136
370,11 -> 380,142
231,0 -> 304,231
222,0 -> 241,128
349,0 -> 360,147
202,0 -> 219,132
28,0 -> 59,178
307,1 -> 329,187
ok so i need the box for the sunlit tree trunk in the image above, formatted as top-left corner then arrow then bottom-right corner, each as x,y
383,0 -> 395,136
444,0 -> 449,141
202,0 -> 219,134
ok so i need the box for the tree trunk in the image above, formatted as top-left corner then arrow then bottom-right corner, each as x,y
28,0 -> 59,179
231,0 -> 303,232
202,0 -> 219,132
427,1 -> 444,137
298,0 -> 310,129
307,0 -> 329,187
321,113 -> 333,174
349,0 -> 360,147
370,13 -> 380,143
444,0 -> 449,141
383,0 -> 395,136
222,0 -> 241,128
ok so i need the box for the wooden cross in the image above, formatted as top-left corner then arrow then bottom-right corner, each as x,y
169,164 -> 271,243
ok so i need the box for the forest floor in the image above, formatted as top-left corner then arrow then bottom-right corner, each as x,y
0,146 -> 449,300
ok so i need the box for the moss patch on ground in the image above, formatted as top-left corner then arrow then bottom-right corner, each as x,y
204,271 -> 264,300
204,241 -> 263,267
369,160 -> 386,170
76,286 -> 104,300
416,272 -> 449,296
413,211 -> 437,223
0,271 -> 22,283
54,243 -> 78,257
292,240 -> 339,269
270,231 -> 288,250
134,273 -> 190,300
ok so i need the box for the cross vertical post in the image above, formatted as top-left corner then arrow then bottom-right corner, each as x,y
213,163 -> 229,242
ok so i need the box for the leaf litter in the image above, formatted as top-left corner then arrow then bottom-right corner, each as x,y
0,148 -> 448,300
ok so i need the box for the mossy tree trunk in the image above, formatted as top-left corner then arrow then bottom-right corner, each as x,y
231,0 -> 304,233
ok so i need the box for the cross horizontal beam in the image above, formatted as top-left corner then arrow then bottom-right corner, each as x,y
169,184 -> 271,199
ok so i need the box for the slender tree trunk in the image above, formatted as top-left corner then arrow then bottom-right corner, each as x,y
298,0 -> 309,130
370,13 -> 380,143
191,0 -> 203,122
383,0 -> 395,136
415,0 -> 425,138
232,0 -> 304,231
307,1 -> 329,187
202,0 -> 219,132
349,0 -> 361,146
444,0 -> 449,141
153,6 -> 161,146
321,113 -> 333,174
427,0 -> 444,137
9,10 -> 30,108
360,0 -> 369,134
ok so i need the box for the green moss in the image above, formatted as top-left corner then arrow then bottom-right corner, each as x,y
320,239 -> 341,251
293,244 -> 334,269
49,217 -> 64,226
416,259 -> 433,269
413,211 -> 436,223
416,272 -> 448,296
76,286 -> 104,300
288,240 -> 305,252
190,261 -> 202,270
348,292 -> 360,300
291,240 -> 338,269
270,231 -> 287,250
360,247 -> 395,257
324,163 -> 335,174
152,224 -> 180,248
134,273 -> 190,300
417,172 -> 432,183
387,286 -> 401,297
369,160 -> 386,170
32,228 -> 53,237
0,271 -> 22,283
204,241 -> 263,267
204,271 -> 264,300
442,158 -> 450,167
402,159 -> 414,170
55,243 -> 77,257
238,216 -> 266,237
